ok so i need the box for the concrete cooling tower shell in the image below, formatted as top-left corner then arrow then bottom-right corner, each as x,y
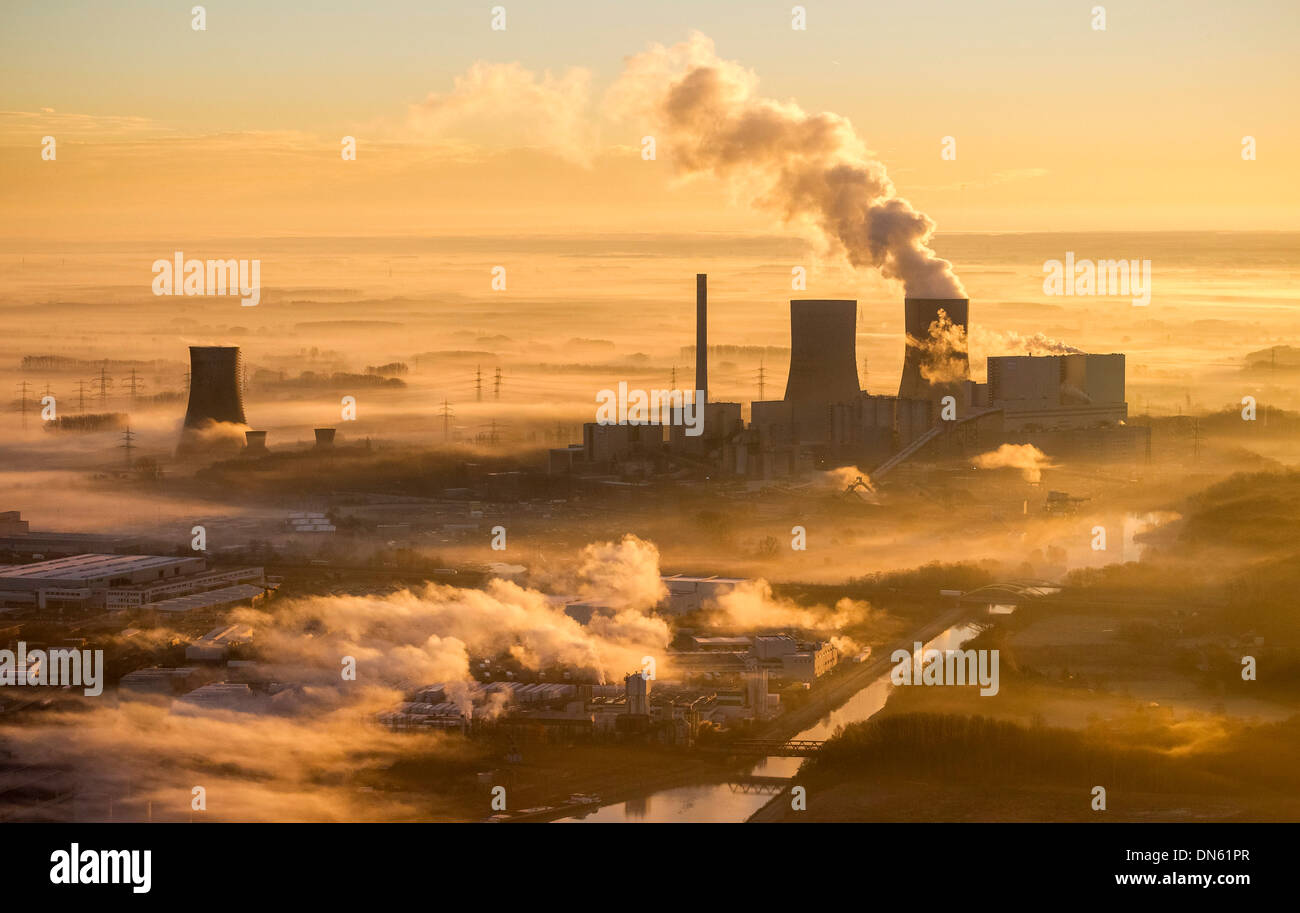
898,298 -> 970,401
183,346 -> 247,428
783,300 -> 861,405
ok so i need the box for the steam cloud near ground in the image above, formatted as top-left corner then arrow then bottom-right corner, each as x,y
1,533 -> 871,820
973,443 -> 1055,483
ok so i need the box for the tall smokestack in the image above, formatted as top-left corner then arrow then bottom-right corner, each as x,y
899,298 -> 970,402
695,273 -> 707,405
183,345 -> 247,428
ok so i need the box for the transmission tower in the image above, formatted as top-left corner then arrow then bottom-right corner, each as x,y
76,379 -> 87,412
122,369 -> 144,404
439,398 -> 455,441
756,358 -> 767,401
120,426 -> 137,469
475,365 -> 483,402
16,380 -> 32,425
95,365 -> 113,406
493,367 -> 502,400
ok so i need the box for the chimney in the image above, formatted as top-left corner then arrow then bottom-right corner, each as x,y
695,273 -> 708,407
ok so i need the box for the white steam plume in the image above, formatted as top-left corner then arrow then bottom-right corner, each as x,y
608,33 -> 964,297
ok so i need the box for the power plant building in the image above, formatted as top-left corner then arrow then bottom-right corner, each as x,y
552,275 -> 1140,481
985,353 -> 1126,430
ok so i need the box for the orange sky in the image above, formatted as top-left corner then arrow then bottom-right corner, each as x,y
1,1 -> 1297,239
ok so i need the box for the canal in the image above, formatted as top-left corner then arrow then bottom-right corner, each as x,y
557,620 -> 983,822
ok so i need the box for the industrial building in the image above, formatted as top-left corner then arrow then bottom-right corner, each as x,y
672,632 -> 842,684
982,353 -> 1127,430
0,553 -> 265,614
0,510 -> 142,557
551,274 -> 1142,481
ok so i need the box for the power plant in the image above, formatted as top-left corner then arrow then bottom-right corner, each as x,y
554,274 -> 1144,480
183,346 -> 247,429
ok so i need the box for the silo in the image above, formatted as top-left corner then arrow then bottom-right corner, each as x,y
898,298 -> 970,402
183,346 -> 247,428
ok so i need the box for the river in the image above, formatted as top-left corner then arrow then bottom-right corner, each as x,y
557,620 -> 983,822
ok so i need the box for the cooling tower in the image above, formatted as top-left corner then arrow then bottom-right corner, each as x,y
783,300 -> 861,405
314,428 -> 336,449
244,430 -> 268,452
898,298 -> 970,401
183,346 -> 247,428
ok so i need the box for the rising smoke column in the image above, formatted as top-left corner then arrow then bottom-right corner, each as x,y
609,33 -> 964,297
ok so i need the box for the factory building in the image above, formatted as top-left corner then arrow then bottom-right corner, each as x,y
0,553 -> 265,614
0,511 -> 142,557
659,575 -> 747,614
983,353 -> 1127,430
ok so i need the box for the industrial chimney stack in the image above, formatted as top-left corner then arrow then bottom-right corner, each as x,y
695,273 -> 708,406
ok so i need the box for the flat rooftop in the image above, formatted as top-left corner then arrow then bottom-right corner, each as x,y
135,584 -> 266,614
661,575 -> 748,585
0,553 -> 195,581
